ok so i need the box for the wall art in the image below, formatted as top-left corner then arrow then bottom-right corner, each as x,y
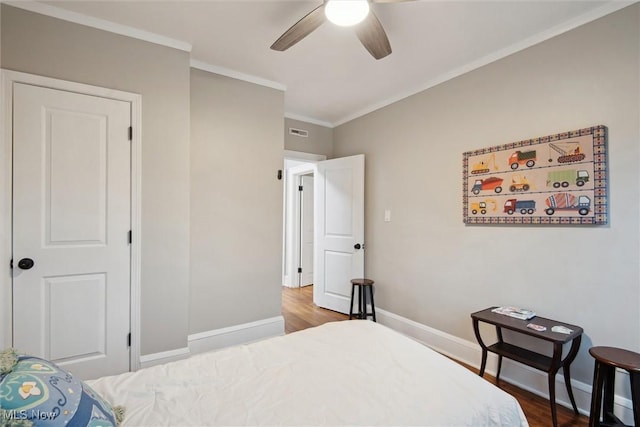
463,125 -> 607,225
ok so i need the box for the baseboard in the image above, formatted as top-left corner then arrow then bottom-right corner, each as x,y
188,315 -> 285,355
139,346 -> 190,369
282,280 -> 296,289
138,315 -> 285,370
376,308 -> 635,425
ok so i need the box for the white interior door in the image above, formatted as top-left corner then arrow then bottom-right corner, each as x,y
314,155 -> 364,314
299,174 -> 314,287
12,83 -> 131,380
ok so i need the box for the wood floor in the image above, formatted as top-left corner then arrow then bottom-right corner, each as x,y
281,285 -> 589,427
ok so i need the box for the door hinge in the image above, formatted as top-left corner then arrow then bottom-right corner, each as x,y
128,230 -> 132,244
298,185 -> 303,191
297,267 -> 302,273
127,333 -> 131,347
128,126 -> 133,141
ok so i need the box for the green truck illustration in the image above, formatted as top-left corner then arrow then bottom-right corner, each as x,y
546,170 -> 589,188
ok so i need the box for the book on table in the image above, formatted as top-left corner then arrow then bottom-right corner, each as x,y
491,306 -> 536,320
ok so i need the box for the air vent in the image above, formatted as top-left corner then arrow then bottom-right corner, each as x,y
289,127 -> 309,138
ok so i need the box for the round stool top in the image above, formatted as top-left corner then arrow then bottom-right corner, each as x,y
589,346 -> 640,373
351,278 -> 374,286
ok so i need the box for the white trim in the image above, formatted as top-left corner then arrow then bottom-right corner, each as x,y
0,69 -> 143,373
3,1 -> 192,52
285,113 -> 334,129
139,347 -> 190,369
129,92 -> 143,373
377,308 -> 480,366
190,60 -> 286,92
188,316 -> 285,355
376,308 -> 636,424
3,0 -> 630,129
333,1 -> 636,127
284,150 -> 327,162
0,73 -> 13,351
139,316 -> 286,369
284,163 -> 317,288
281,152 -> 326,288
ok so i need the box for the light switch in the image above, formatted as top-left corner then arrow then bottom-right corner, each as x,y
384,209 -> 391,222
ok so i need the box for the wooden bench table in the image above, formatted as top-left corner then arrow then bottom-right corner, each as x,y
471,307 -> 583,427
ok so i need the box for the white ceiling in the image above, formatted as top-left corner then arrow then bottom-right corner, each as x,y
18,1 -> 633,127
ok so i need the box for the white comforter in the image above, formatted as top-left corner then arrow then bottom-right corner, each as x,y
87,321 -> 528,426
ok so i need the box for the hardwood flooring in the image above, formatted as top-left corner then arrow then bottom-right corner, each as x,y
281,283 -> 348,333
281,285 -> 589,427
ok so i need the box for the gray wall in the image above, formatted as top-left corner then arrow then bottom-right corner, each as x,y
1,5 -> 191,355
284,117 -> 334,158
1,4 -> 286,356
333,5 -> 639,385
190,69 -> 284,333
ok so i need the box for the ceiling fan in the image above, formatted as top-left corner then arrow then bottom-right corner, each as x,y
270,0 -> 413,60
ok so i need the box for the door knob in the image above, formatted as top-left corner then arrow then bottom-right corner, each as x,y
354,243 -> 362,250
17,258 -> 35,270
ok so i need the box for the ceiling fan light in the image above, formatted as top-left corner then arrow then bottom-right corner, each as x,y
325,0 -> 370,27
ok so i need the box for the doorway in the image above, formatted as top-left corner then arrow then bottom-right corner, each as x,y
282,151 -> 325,289
282,151 -> 365,316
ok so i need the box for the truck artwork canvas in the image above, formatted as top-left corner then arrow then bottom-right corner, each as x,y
463,125 -> 607,225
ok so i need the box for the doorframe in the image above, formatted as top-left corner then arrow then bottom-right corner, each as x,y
298,173 -> 315,287
0,69 -> 142,372
289,164 -> 315,288
282,151 -> 325,288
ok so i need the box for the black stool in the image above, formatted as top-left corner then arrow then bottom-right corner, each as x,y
589,346 -> 640,427
349,278 -> 376,321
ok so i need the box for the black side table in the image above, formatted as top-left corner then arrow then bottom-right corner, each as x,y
471,307 -> 583,427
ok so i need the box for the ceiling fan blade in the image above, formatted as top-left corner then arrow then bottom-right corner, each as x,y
354,10 -> 391,60
271,4 -> 326,51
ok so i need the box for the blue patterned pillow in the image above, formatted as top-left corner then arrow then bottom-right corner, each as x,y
0,350 -> 124,426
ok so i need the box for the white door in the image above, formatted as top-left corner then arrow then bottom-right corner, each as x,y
299,175 -> 314,287
12,83 -> 131,380
314,155 -> 365,314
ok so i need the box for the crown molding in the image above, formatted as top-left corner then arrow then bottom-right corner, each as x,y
333,1 -> 637,127
190,60 -> 286,92
3,0 -> 192,52
285,113 -> 333,129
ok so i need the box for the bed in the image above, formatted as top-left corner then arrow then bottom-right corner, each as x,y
1,320 -> 528,426
84,320 -> 528,426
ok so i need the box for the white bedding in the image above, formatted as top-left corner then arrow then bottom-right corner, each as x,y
87,321 -> 528,426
